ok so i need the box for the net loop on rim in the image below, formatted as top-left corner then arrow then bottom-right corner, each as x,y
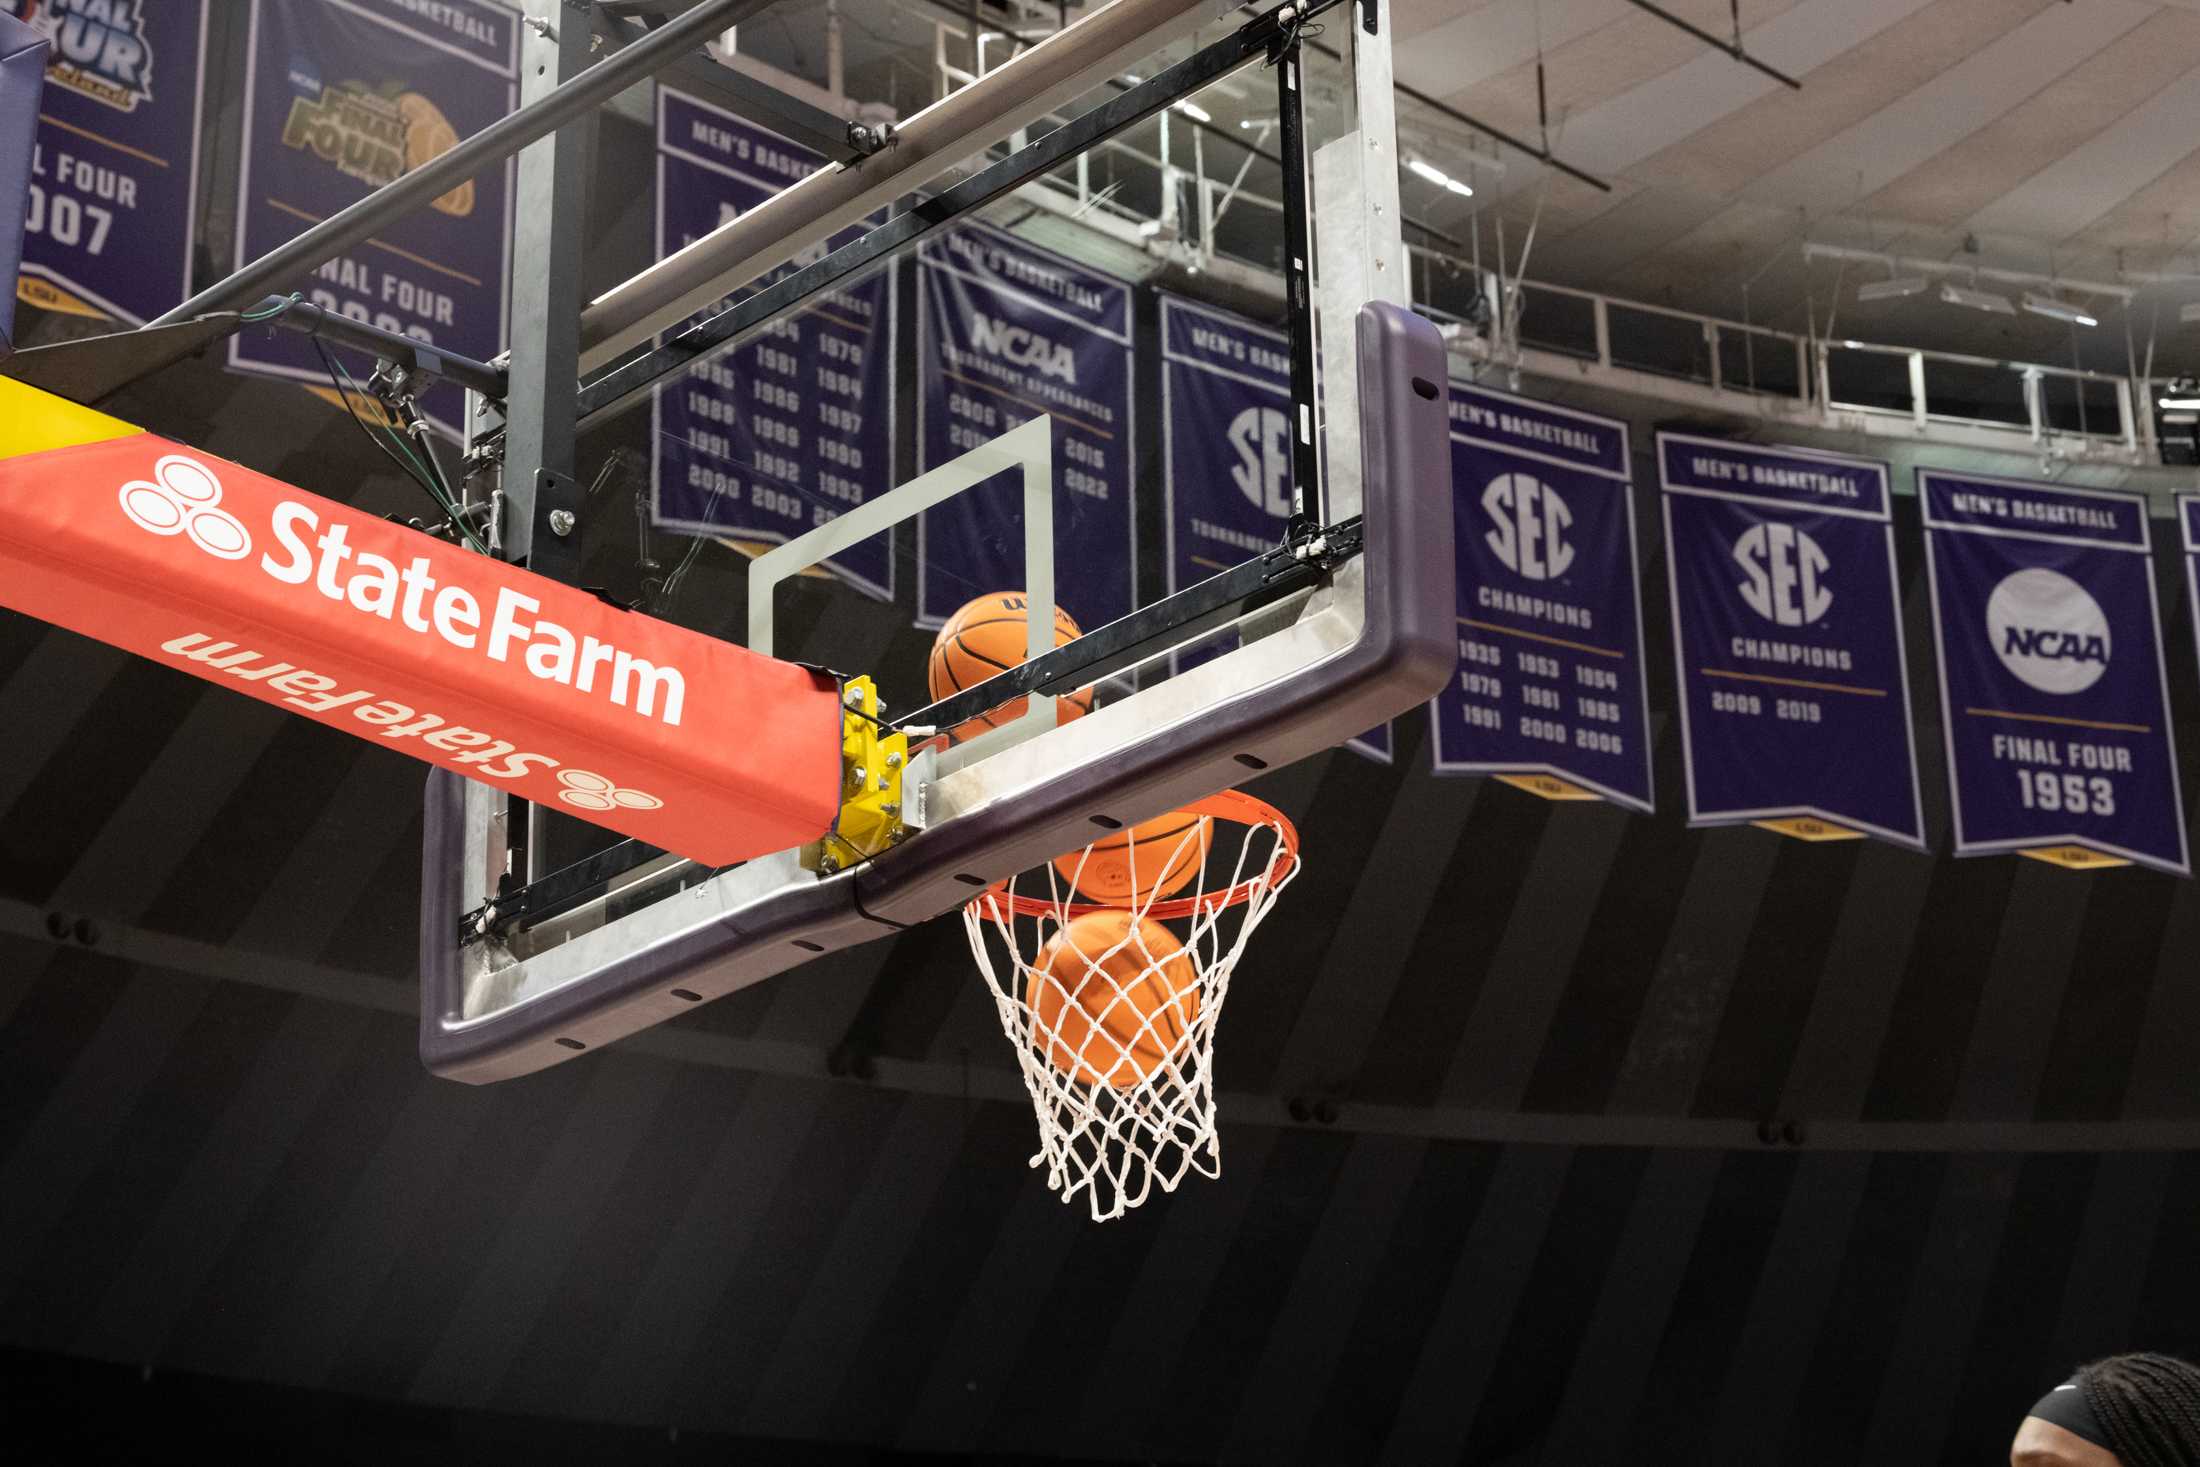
962,790 -> 1300,1221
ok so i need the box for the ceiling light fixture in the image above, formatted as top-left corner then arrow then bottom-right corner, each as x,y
1856,276 -> 1928,302
1406,156 -> 1474,197
1940,282 -> 2016,316
2158,378 -> 2200,410
2179,302 -> 2200,325
1175,100 -> 1212,124
2021,291 -> 2098,328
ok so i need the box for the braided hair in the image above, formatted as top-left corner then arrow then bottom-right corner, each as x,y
2077,1353 -> 2200,1467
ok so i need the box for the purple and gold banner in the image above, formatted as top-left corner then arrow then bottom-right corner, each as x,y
1158,293 -> 1386,761
1660,433 -> 1924,848
916,223 -> 1134,632
650,87 -> 895,597
1923,470 -> 2187,875
6,0 -> 207,327
1429,381 -> 1654,810
229,0 -> 517,435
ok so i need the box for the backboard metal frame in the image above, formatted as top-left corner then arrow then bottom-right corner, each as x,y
420,0 -> 1457,1082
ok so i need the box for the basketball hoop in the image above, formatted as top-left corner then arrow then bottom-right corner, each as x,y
962,790 -> 1300,1221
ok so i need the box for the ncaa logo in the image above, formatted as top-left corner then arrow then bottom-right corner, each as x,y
1733,522 -> 1832,627
1986,567 -> 2111,695
119,455 -> 252,560
1482,473 -> 1574,581
1227,405 -> 1293,518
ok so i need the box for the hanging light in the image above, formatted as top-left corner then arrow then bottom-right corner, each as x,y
2020,291 -> 2098,328
1406,157 -> 1473,197
2158,377 -> 2200,410
1175,100 -> 1212,124
1940,282 -> 2016,315
1856,276 -> 1928,302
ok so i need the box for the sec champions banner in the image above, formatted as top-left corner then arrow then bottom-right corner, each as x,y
229,0 -> 517,435
6,0 -> 207,325
1659,433 -> 1924,847
917,223 -> 1133,630
1430,381 -> 1653,811
650,87 -> 895,598
1159,293 -> 1387,762
1922,470 -> 2187,875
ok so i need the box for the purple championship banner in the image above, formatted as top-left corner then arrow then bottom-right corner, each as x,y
650,87 -> 895,598
1430,381 -> 1653,810
229,0 -> 517,435
1659,433 -> 1925,848
916,222 -> 1134,630
6,0 -> 207,325
1158,294 -> 1388,762
2184,495 -> 2200,682
1922,470 -> 2188,875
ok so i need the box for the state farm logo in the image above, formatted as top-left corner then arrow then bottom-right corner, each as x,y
1987,567 -> 2110,695
557,770 -> 662,812
1734,522 -> 1832,627
119,455 -> 252,561
1482,472 -> 1574,581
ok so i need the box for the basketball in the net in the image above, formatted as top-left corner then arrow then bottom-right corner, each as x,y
927,592 -> 1094,742
1027,911 -> 1200,1089
1055,808 -> 1213,906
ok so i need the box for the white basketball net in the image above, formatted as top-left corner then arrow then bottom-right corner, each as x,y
962,808 -> 1298,1222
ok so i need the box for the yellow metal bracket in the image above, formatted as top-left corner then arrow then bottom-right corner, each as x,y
809,676 -> 910,874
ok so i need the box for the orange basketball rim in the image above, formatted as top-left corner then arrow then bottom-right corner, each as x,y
971,789 -> 1299,923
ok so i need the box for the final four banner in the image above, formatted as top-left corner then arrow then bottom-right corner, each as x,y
650,87 -> 895,598
5,0 -> 208,326
1922,470 -> 2188,875
1158,294 -> 1387,762
917,223 -> 1134,630
1430,381 -> 1654,811
229,0 -> 517,435
1659,434 -> 1925,847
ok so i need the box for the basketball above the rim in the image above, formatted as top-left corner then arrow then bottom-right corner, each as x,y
1028,910 -> 1200,1089
927,591 -> 1094,743
1055,807 -> 1213,906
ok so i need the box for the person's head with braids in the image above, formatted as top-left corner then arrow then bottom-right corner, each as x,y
2014,1353 -> 2200,1467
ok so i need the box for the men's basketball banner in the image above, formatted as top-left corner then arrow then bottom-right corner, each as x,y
0,379 -> 841,867
1430,381 -> 1654,810
4,0 -> 206,327
1158,294 -> 1387,762
229,0 -> 517,435
2184,495 -> 2200,686
1659,434 -> 1925,848
651,87 -> 895,597
917,223 -> 1134,630
0,5 -> 41,354
1921,470 -> 2187,875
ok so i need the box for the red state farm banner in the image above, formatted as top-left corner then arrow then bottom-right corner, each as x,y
0,420 -> 842,867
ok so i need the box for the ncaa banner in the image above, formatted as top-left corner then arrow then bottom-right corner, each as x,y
1158,293 -> 1387,761
650,87 -> 895,598
1430,381 -> 1653,811
229,0 -> 517,435
1922,470 -> 2188,875
1659,433 -> 1925,848
5,0 -> 206,326
0,377 -> 841,868
916,223 -> 1134,630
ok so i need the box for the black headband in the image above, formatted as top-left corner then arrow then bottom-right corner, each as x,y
2029,1378 -> 2113,1452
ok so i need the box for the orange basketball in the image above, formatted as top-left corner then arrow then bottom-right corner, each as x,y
1027,911 -> 1200,1089
1055,808 -> 1213,906
927,592 -> 1094,742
